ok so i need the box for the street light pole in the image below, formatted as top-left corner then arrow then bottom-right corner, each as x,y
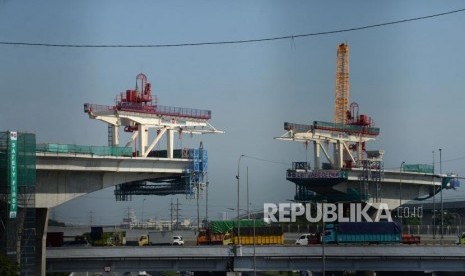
142,198 -> 146,228
236,154 -> 245,247
439,149 -> 443,238
457,214 -> 462,238
322,199 -> 327,276
253,218 -> 256,276
432,150 -> 436,239
247,166 -> 250,220
400,161 -> 405,226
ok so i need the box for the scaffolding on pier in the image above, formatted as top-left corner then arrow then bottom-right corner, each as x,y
0,131 -> 36,275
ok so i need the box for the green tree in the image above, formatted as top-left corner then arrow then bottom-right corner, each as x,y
0,251 -> 19,275
48,219 -> 66,227
434,213 -> 455,226
403,216 -> 421,225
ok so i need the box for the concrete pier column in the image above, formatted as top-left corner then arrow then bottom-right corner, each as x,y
138,125 -> 149,157
314,141 -> 320,169
167,129 -> 174,159
35,207 -> 48,276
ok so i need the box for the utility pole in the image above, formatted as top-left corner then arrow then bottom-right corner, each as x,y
142,198 -> 146,227
247,166 -> 250,219
197,183 -> 200,231
170,199 -> 182,231
89,211 -> 93,227
126,207 -> 131,229
176,198 -> 180,231
206,182 -> 208,222
170,198 -> 174,231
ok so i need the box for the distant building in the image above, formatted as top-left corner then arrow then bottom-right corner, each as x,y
122,213 -> 192,230
120,209 -> 138,229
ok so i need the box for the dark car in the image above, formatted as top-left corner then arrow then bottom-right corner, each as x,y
65,239 -> 91,247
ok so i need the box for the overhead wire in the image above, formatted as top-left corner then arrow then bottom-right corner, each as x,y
0,7 -> 464,48
242,154 -> 291,167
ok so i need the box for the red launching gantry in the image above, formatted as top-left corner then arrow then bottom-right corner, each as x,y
84,73 -> 222,158
113,73 -> 210,121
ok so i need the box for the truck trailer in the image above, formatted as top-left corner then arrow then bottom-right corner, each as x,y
227,226 -> 284,245
197,220 -> 269,245
323,222 -> 402,244
197,220 -> 284,245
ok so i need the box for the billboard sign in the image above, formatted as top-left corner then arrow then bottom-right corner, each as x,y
9,131 -> 17,219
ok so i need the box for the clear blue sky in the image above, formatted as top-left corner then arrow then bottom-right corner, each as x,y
1,1 -> 465,224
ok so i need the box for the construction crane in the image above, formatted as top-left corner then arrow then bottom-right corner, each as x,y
334,43 -> 350,125
278,43 -> 380,170
277,43 -> 386,204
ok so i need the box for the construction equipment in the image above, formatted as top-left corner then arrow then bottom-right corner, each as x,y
84,73 -> 223,158
279,43 -> 379,171
84,73 -> 222,200
334,43 -> 350,125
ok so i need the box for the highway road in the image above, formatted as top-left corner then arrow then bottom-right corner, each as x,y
49,226 -> 458,246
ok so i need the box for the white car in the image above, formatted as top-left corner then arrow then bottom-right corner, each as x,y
295,233 -> 321,245
172,235 -> 184,246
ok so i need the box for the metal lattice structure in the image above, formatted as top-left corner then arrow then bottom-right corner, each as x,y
334,43 -> 350,125
84,73 -> 220,201
113,146 -> 208,201
84,73 -> 223,158
359,160 -> 383,202
185,146 -> 208,199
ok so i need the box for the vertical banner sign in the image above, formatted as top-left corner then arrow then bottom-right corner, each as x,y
9,131 -> 17,219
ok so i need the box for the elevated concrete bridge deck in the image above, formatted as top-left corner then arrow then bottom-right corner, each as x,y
288,166 -> 446,210
46,245 -> 465,273
35,152 -> 189,208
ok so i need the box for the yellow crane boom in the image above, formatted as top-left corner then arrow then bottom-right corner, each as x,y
334,43 -> 350,124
